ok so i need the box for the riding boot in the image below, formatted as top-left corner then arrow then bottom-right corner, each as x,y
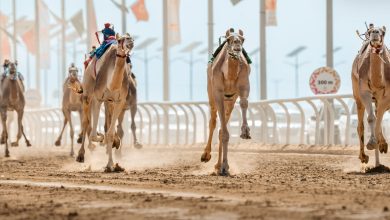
242,48 -> 252,64
209,41 -> 227,63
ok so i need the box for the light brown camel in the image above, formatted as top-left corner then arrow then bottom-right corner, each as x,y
54,66 -> 89,156
201,28 -> 251,175
352,25 -> 390,167
0,61 -> 31,157
76,33 -> 133,172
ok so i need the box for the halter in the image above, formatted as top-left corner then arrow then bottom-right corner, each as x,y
226,34 -> 244,61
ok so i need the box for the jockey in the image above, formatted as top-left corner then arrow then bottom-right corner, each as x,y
84,23 -> 117,69
68,63 -> 78,73
3,59 -> 10,73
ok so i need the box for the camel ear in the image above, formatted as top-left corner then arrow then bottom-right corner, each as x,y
225,29 -> 231,38
238,29 -> 244,37
115,33 -> 120,40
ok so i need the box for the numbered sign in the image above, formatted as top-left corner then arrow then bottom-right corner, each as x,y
309,67 -> 340,95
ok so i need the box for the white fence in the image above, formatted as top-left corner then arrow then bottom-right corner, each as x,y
14,94 -> 388,147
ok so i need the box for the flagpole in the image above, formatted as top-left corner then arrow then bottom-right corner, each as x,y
163,0 -> 169,101
61,0 -> 66,84
122,0 -> 126,33
35,0 -> 41,91
86,0 -> 91,51
207,0 -> 214,57
12,0 -> 17,60
260,0 -> 267,99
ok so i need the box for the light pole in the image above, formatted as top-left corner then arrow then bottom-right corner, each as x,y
134,37 -> 157,101
286,46 -> 307,98
180,42 -> 202,100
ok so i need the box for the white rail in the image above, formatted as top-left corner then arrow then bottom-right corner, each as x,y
13,94 -> 388,147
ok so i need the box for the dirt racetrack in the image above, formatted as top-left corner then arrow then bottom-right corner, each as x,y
1,142 -> 390,220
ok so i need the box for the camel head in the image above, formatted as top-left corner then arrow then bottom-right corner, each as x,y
225,28 -> 245,60
367,25 -> 386,49
115,33 -> 134,57
8,61 -> 17,75
67,68 -> 83,94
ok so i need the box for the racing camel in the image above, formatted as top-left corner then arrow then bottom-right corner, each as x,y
201,28 -> 251,175
54,65 -> 93,156
0,61 -> 31,157
352,24 -> 390,166
76,33 -> 134,172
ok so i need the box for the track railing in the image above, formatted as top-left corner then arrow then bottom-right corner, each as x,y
13,94 -> 386,147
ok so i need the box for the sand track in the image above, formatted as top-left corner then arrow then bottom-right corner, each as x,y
1,143 -> 390,219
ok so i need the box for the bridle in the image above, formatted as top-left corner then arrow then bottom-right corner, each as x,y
226,34 -> 244,60
116,36 -> 133,59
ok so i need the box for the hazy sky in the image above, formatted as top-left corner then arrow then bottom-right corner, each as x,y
1,0 -> 390,106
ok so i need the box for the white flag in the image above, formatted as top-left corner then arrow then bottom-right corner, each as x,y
167,0 -> 181,47
70,10 -> 85,37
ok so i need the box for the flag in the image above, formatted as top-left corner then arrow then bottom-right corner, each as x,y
167,0 -> 180,47
70,10 -> 85,37
0,12 -> 11,60
21,25 -> 35,54
39,0 -> 51,69
230,0 -> 242,6
266,0 -> 277,26
131,0 -> 149,21
87,0 -> 99,48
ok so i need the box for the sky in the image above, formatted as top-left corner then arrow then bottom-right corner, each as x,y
1,0 -> 390,106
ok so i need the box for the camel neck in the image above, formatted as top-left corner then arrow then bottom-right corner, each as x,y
369,52 -> 384,89
108,49 -> 127,91
226,56 -> 241,80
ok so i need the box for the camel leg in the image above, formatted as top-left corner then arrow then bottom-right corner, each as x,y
130,102 -> 142,149
105,104 -> 125,172
76,98 -> 90,163
375,102 -> 387,157
11,109 -> 23,147
356,99 -> 369,164
1,111 -> 9,157
215,99 -> 236,172
201,75 -> 217,163
115,109 -> 125,158
77,110 -> 83,144
360,92 -> 377,150
239,85 -> 251,139
55,115 -> 68,146
66,110 -> 75,157
214,89 -> 229,176
90,99 -> 103,142
21,125 -> 31,147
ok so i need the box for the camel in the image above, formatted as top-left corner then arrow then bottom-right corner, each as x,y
76,33 -> 134,172
352,24 -> 390,167
201,28 -> 251,175
54,66 -> 91,156
0,61 -> 31,157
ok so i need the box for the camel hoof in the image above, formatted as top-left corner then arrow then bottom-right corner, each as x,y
77,136 -> 82,144
366,137 -> 378,150
26,141 -> 32,147
104,163 -> 125,173
359,154 -> 369,164
113,137 -> 121,149
219,167 -> 230,176
240,126 -> 251,139
134,142 -> 143,149
5,150 -> 9,158
91,135 -> 104,143
10,142 -> 18,147
379,142 -> 388,153
201,152 -> 211,163
54,140 -> 61,146
76,154 -> 84,163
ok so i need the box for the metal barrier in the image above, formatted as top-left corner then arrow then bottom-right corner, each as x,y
14,94 -> 388,147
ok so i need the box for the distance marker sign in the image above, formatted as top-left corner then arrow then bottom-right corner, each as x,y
309,67 -> 340,95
